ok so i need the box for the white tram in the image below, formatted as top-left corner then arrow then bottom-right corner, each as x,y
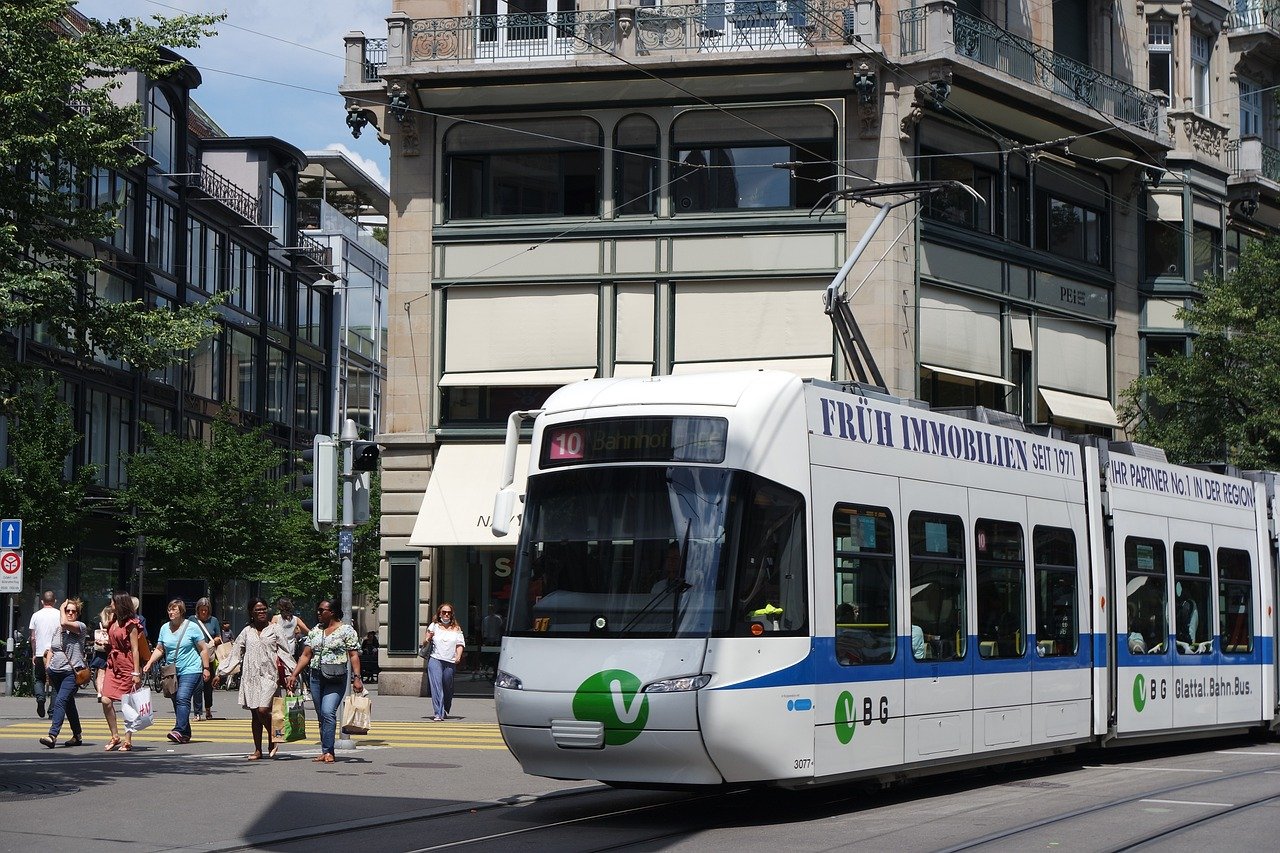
488,370 -> 1278,788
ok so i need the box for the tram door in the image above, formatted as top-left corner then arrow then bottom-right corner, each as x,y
1113,512 -> 1174,734
900,478 -> 975,762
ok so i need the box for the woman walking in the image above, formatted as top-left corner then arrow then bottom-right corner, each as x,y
99,592 -> 143,752
89,603 -> 114,701
271,598 -> 308,658
40,598 -> 87,748
213,598 -> 294,760
285,599 -> 362,764
190,598 -> 222,720
423,603 -> 465,722
142,599 -> 210,744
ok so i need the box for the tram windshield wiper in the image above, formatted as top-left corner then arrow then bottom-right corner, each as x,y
620,521 -> 692,636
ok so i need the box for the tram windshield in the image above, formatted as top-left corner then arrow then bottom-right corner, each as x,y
507,466 -> 807,638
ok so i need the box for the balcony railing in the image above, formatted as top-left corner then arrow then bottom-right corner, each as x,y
1225,0 -> 1280,31
288,232 -> 332,270
362,38 -> 387,81
1225,137 -> 1280,182
949,11 -> 1160,133
189,162 -> 258,224
410,11 -> 615,62
636,1 -> 859,53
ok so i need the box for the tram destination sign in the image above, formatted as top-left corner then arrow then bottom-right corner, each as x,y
542,416 -> 728,468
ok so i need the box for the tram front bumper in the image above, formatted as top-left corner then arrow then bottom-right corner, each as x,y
500,722 -> 724,785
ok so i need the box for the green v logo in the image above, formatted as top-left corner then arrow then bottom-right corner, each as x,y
573,669 -> 650,746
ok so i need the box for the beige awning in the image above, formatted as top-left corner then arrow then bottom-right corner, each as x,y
438,368 -> 596,387
921,363 -> 1014,387
611,362 -> 654,378
1039,387 -> 1120,428
408,443 -> 531,547
671,356 -> 831,377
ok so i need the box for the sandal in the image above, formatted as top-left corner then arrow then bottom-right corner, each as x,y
311,755 -> 326,763
119,741 -> 133,752
103,737 -> 122,752
322,753 -> 335,764
268,741 -> 279,759
246,751 -> 262,761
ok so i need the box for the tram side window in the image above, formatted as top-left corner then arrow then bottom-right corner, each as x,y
908,512 -> 966,661
1218,548 -> 1253,654
1124,537 -> 1168,654
833,505 -> 895,665
1172,543 -> 1213,655
976,519 -> 1025,659
1032,526 -> 1078,657
733,479 -> 807,635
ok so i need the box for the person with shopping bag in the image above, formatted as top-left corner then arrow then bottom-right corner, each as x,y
40,598 -> 88,748
190,597 -> 222,721
141,599 -> 211,744
340,686 -> 372,736
213,597 -> 295,759
285,599 -> 363,764
99,592 -> 144,752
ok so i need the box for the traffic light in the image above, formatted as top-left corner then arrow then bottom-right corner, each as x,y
351,440 -> 381,472
353,471 -> 372,525
301,434 -> 338,531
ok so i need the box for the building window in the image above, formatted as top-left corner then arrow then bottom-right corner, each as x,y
147,87 -> 177,175
89,169 -> 135,254
87,389 -> 131,488
294,359 -> 322,433
1240,77 -> 1262,138
185,333 -> 222,400
267,265 -> 289,329
297,282 -> 323,348
146,194 -> 176,275
226,328 -> 258,414
345,264 -> 378,358
1191,32 -> 1211,117
266,345 -> 289,424
91,269 -> 128,369
186,217 -> 222,293
614,114 -> 659,216
444,117 -> 603,220
671,106 -> 836,212
1041,195 -> 1106,267
441,385 -> 559,425
227,241 -> 258,313
1147,20 -> 1172,105
920,150 -> 998,233
1192,222 -> 1221,282
270,173 -> 289,244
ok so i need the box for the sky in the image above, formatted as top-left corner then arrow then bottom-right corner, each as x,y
76,0 -> 391,188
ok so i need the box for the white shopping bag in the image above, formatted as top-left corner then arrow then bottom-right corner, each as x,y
121,687 -> 155,733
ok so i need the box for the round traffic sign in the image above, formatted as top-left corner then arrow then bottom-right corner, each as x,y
0,551 -> 20,574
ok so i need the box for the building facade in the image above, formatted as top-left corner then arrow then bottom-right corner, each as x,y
2,22 -> 384,633
339,0 -> 1280,694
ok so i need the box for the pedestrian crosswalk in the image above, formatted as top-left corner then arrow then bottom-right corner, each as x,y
0,718 -> 507,750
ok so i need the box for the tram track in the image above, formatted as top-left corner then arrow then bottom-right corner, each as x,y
934,758 -> 1280,853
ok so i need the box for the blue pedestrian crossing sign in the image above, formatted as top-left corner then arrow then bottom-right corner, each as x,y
0,519 -> 20,550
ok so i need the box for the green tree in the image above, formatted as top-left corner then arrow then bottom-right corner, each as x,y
0,1 -> 223,370
1121,237 -> 1280,468
0,370 -> 97,587
115,411 -> 325,601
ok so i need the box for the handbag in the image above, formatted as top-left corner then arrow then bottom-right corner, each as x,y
75,666 -> 91,687
340,688 -> 372,735
319,662 -> 347,682
120,686 -> 154,732
282,691 -> 307,742
417,640 -> 432,659
160,620 -> 191,699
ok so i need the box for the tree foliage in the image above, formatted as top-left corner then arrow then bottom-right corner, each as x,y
0,369 -> 96,587
1121,237 -> 1280,468
0,0 -> 223,370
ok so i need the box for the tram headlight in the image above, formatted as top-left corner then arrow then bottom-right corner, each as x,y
495,670 -> 522,690
643,674 -> 711,693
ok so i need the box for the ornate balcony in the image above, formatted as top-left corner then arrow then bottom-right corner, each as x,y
1225,1 -> 1280,58
187,162 -> 259,224
1225,137 -> 1280,183
897,7 -> 1162,135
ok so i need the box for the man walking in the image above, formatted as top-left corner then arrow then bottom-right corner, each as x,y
28,591 -> 60,718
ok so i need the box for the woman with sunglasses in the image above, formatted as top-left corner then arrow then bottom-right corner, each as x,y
285,600 -> 361,763
423,603 -> 465,722
40,599 -> 87,748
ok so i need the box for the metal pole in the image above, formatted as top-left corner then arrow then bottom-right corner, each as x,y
4,595 -> 14,696
336,417 -> 358,752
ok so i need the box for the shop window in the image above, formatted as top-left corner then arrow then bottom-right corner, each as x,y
1042,195 -> 1106,267
614,114 -> 659,216
444,117 -> 603,219
1124,537 -> 1168,654
833,505 -> 895,665
440,385 -> 559,426
1218,548 -> 1252,654
909,512 -> 966,661
975,519 -> 1025,659
1033,526 -> 1078,657
670,106 -> 836,213
1172,542 -> 1212,654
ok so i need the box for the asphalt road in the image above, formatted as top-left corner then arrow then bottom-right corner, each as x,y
2,690 -> 1278,852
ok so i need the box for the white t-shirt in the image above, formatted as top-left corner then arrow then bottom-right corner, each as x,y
428,622 -> 465,663
29,606 -> 62,656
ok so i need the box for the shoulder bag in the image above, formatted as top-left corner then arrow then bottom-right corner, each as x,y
160,621 -> 191,698
317,628 -> 349,682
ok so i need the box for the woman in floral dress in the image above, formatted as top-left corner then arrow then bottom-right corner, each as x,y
213,597 -> 295,759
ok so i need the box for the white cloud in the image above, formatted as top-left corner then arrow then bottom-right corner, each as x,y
321,143 -> 389,190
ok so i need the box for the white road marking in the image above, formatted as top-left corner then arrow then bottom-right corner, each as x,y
1140,798 -> 1234,808
1083,765 -> 1221,773
1215,750 -> 1280,757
